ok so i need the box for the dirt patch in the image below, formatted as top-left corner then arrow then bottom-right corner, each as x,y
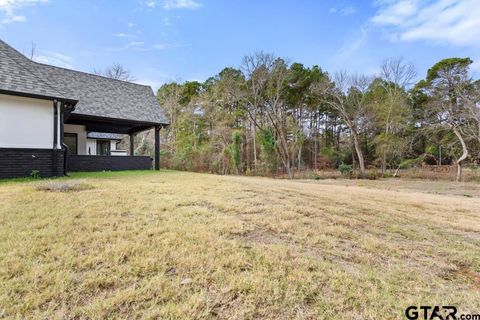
35,180 -> 93,192
230,228 -> 294,247
459,267 -> 480,289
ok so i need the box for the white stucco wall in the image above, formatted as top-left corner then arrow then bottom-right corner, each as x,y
0,94 -> 55,149
64,124 -> 87,155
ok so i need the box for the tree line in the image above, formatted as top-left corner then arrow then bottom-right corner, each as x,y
153,53 -> 480,181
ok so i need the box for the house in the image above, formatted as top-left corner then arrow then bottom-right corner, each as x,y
0,39 -> 168,179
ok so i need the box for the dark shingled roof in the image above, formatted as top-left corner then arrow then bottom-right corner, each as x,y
87,132 -> 124,140
0,41 -> 71,100
0,39 -> 168,125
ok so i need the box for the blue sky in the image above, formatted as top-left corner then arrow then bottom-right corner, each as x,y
1,0 -> 480,90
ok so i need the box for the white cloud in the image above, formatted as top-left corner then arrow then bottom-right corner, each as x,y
142,0 -> 201,10
116,42 -> 182,52
126,41 -> 145,48
330,5 -> 356,16
2,14 -> 24,23
145,0 -> 155,7
334,26 -> 370,64
341,6 -> 356,16
0,0 -> 48,24
104,41 -> 182,53
34,52 -> 74,69
162,0 -> 200,10
372,0 -> 480,47
152,43 -> 179,49
115,33 -> 136,38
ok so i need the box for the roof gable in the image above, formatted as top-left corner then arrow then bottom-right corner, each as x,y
0,40 -> 71,100
0,40 -> 167,125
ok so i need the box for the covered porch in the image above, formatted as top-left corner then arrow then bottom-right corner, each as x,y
63,113 -> 164,172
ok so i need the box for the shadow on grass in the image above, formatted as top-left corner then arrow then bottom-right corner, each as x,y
0,169 -> 174,184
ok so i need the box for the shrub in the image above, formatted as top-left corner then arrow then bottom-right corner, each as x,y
339,163 -> 353,176
258,128 -> 278,174
30,170 -> 41,179
310,173 -> 321,180
399,155 -> 425,169
320,147 -> 345,168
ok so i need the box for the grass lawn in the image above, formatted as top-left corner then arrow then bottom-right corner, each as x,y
1,171 -> 479,319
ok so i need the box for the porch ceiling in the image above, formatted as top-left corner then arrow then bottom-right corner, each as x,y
66,114 -> 160,134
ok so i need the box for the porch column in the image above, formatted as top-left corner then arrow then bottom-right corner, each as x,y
129,133 -> 135,156
155,125 -> 160,171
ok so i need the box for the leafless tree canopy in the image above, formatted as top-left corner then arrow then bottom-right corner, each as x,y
380,58 -> 416,89
93,63 -> 136,81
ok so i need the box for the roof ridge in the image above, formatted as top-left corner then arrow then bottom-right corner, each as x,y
0,39 -> 153,90
0,39 -> 30,62
32,60 -> 152,89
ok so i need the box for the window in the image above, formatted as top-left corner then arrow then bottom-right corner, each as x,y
64,133 -> 78,155
96,140 -> 111,156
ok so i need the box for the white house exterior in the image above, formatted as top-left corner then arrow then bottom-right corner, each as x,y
0,39 -> 167,179
63,124 -> 127,156
0,94 -> 58,149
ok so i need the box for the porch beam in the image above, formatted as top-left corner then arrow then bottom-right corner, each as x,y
85,124 -> 132,134
155,125 -> 160,171
128,125 -> 152,135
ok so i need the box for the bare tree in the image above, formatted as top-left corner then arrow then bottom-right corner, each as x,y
94,63 -> 136,81
22,42 -> 37,60
459,81 -> 480,145
29,42 -> 37,60
158,82 -> 184,154
241,53 -> 298,178
241,52 -> 276,174
375,58 -> 416,172
312,71 -> 372,177
380,58 -> 416,89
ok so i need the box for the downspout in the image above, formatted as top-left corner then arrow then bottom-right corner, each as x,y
59,102 -> 69,176
52,100 -> 58,176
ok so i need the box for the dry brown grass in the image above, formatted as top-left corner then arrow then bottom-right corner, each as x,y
0,171 -> 479,319
35,180 -> 93,193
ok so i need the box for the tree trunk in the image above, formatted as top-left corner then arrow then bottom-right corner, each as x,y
352,131 -> 366,178
253,121 -> 257,175
285,162 -> 293,179
278,133 -> 293,179
382,151 -> 386,174
314,114 -> 318,170
314,132 -> 318,171
297,145 -> 302,171
452,125 -> 468,182
350,131 -> 356,171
